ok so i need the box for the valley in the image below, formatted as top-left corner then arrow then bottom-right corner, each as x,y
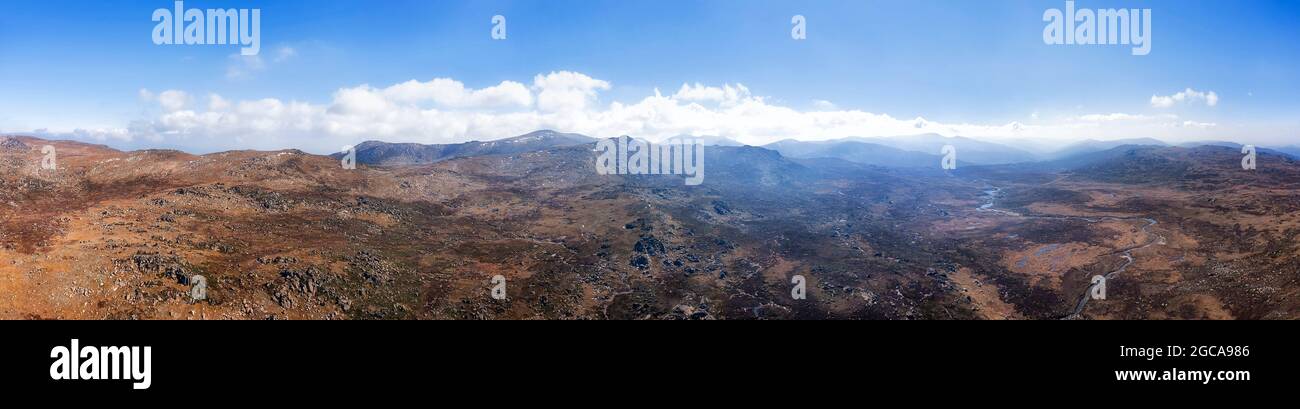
1,133 -> 1297,320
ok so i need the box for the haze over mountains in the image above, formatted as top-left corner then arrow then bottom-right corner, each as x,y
763,139 -> 946,168
4,129 -> 1299,320
335,129 -> 1293,169
336,130 -> 596,166
1050,138 -> 1169,159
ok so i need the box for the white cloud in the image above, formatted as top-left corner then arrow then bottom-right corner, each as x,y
208,94 -> 231,111
1179,121 -> 1217,129
89,71 -> 1246,153
1151,88 -> 1219,108
1072,113 -> 1176,122
380,78 -> 532,109
532,71 -> 610,112
157,90 -> 190,112
672,83 -> 753,106
811,100 -> 838,111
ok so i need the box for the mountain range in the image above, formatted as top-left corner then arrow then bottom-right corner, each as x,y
859,134 -> 1039,165
336,130 -> 596,166
336,130 -> 1294,168
762,139 -> 945,168
3,130 -> 1298,320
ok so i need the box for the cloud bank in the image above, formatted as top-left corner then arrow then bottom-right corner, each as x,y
23,72 -> 1240,154
1151,88 -> 1219,108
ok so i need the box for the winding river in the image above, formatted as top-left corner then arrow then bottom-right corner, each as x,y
977,186 -> 1165,320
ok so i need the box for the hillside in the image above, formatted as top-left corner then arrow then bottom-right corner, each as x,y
3,132 -> 1298,320
340,130 -> 596,166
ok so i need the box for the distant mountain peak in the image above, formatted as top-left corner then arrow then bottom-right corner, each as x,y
1049,138 -> 1168,160
338,130 -> 598,166
669,135 -> 745,147
855,134 -> 1039,165
762,139 -> 945,168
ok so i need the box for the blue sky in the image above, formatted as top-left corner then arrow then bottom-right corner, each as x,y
1,0 -> 1297,153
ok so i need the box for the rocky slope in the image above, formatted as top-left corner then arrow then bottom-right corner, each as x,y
2,134 -> 1297,320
